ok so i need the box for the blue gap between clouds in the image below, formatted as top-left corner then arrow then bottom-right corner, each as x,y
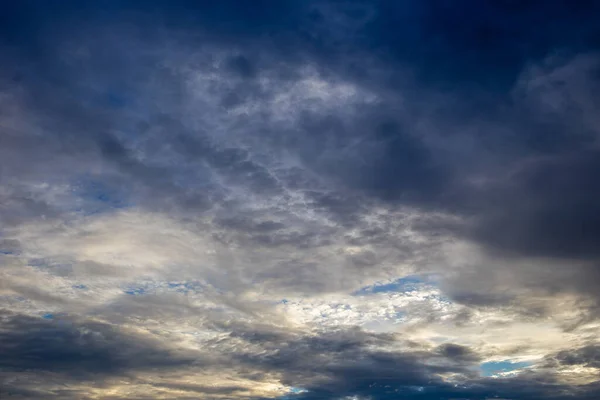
124,287 -> 147,296
353,275 -> 430,296
124,281 -> 206,296
277,387 -> 308,399
72,178 -> 131,215
479,360 -> 532,377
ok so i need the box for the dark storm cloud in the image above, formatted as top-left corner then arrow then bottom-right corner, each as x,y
2,311 -> 598,400
0,310 -> 241,398
469,150 -> 600,260
227,326 -> 465,396
3,0 -> 597,225
0,310 -> 196,377
228,326 -> 597,400
552,344 -> 600,369
362,1 -> 600,89
435,343 -> 480,363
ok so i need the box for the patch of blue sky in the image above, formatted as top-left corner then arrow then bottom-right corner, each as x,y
122,281 -> 157,296
42,313 -> 54,320
69,176 -> 132,216
166,280 -> 205,294
394,310 -> 407,320
124,287 -> 147,296
479,360 -> 532,377
72,284 -> 88,290
289,387 -> 306,394
353,274 -> 433,296
277,387 -> 308,399
123,280 -> 206,296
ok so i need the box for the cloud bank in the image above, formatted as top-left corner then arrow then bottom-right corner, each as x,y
1,1 -> 600,398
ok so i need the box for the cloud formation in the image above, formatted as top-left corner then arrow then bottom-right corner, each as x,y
1,1 -> 600,398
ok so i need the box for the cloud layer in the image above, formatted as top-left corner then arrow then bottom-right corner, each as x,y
1,1 -> 600,399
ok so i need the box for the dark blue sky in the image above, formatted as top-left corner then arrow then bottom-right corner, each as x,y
1,1 -> 600,399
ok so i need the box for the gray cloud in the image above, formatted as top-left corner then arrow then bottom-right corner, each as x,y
0,310 -> 197,377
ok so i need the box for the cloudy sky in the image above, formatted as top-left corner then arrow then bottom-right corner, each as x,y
1,1 -> 600,399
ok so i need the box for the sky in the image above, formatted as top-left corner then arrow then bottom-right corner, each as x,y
1,1 -> 600,399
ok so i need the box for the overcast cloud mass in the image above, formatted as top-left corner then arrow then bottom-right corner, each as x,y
1,1 -> 600,399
